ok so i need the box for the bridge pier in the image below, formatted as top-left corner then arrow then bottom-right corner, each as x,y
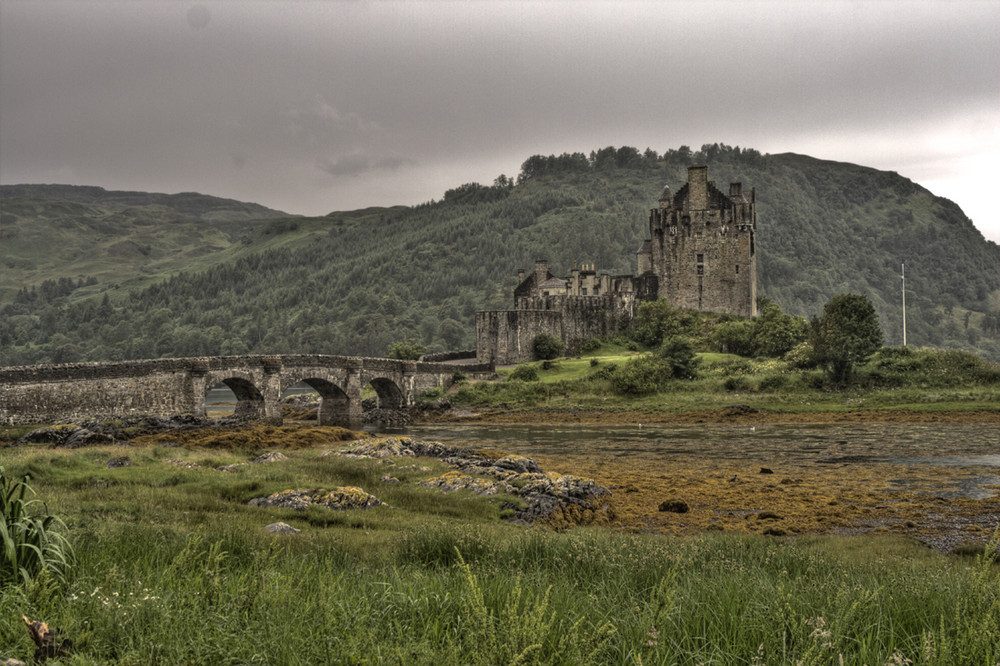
261,358 -> 283,425
344,359 -> 364,426
186,362 -> 210,418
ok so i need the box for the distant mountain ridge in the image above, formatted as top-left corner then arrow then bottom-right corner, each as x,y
1,183 -> 289,222
2,144 -> 999,365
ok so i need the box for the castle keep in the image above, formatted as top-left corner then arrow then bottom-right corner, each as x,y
476,166 -> 757,364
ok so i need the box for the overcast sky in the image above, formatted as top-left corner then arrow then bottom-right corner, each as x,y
2,1 -> 998,241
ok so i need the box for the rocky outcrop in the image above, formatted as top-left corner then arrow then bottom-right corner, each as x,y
338,437 -> 612,526
249,487 -> 385,511
13,415 -> 210,447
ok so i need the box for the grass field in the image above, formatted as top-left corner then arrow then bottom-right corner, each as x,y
3,433 -> 1000,664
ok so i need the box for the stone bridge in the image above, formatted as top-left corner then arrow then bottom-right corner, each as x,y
0,355 -> 493,427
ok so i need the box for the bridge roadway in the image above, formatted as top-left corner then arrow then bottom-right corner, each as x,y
0,354 -> 493,427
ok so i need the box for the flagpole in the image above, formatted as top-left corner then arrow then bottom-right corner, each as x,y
901,263 -> 907,347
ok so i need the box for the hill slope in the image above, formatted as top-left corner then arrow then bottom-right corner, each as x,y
0,184 -> 290,303
1,145 -> 999,365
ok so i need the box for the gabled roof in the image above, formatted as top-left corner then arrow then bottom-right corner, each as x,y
538,277 -> 569,289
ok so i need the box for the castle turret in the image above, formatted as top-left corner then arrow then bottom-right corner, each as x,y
658,186 -> 672,210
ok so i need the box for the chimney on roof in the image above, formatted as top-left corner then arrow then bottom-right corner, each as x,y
534,260 -> 549,286
688,165 -> 708,209
730,182 -> 742,197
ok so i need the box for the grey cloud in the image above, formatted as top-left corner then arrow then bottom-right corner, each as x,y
0,1 -> 997,238
316,154 -> 416,177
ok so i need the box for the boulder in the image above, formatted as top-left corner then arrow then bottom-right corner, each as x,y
13,425 -> 81,447
265,522 -> 301,534
106,456 -> 131,469
61,428 -> 115,449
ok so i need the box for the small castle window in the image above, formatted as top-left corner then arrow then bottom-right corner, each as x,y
696,254 -> 704,263
581,288 -> 588,295
735,265 -> 740,274
543,291 -> 550,296
697,265 -> 704,275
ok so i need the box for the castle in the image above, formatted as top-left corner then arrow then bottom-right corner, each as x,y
475,165 -> 757,364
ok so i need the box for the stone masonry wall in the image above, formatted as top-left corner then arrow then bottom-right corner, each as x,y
476,310 -> 564,365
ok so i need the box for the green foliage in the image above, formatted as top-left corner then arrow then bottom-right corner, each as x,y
712,319 -> 756,356
577,338 -> 601,354
656,337 -> 701,379
753,301 -> 809,357
812,293 -> 884,382
532,333 -> 564,361
784,341 -> 818,369
610,355 -> 674,395
710,300 -> 807,358
631,299 -> 700,347
508,365 -> 539,382
0,466 -> 73,587
386,339 -> 426,360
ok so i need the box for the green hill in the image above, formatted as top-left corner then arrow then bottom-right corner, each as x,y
2,145 -> 999,365
0,185 -> 290,304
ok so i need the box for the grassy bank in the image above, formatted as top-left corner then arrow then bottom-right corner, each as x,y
430,344 -> 1000,422
3,438 -> 1000,664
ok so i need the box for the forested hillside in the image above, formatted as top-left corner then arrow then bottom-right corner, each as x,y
2,144 -> 999,365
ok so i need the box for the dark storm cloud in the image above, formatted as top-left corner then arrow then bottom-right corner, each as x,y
1,1 -> 997,239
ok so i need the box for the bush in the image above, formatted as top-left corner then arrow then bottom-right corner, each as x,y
720,358 -> 754,376
451,371 -> 467,382
578,338 -> 601,353
593,363 -> 618,380
532,334 -> 564,361
589,358 -> 600,367
724,376 -> 750,392
610,356 -> 673,395
712,320 -> 756,356
784,341 -> 817,369
1,466 -> 73,587
508,365 -> 539,382
386,340 -> 426,360
758,374 -> 788,391
656,337 -> 701,380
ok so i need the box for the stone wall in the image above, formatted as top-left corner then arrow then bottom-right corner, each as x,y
476,295 -> 634,364
476,310 -> 563,365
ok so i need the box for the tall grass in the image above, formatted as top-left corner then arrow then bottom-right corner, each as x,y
0,465 -> 73,587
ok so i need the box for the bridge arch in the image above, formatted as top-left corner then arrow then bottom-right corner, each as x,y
206,374 -> 265,421
284,376 -> 352,427
366,377 -> 405,410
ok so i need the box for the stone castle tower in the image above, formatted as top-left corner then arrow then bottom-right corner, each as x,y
637,165 -> 757,317
475,165 -> 757,364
